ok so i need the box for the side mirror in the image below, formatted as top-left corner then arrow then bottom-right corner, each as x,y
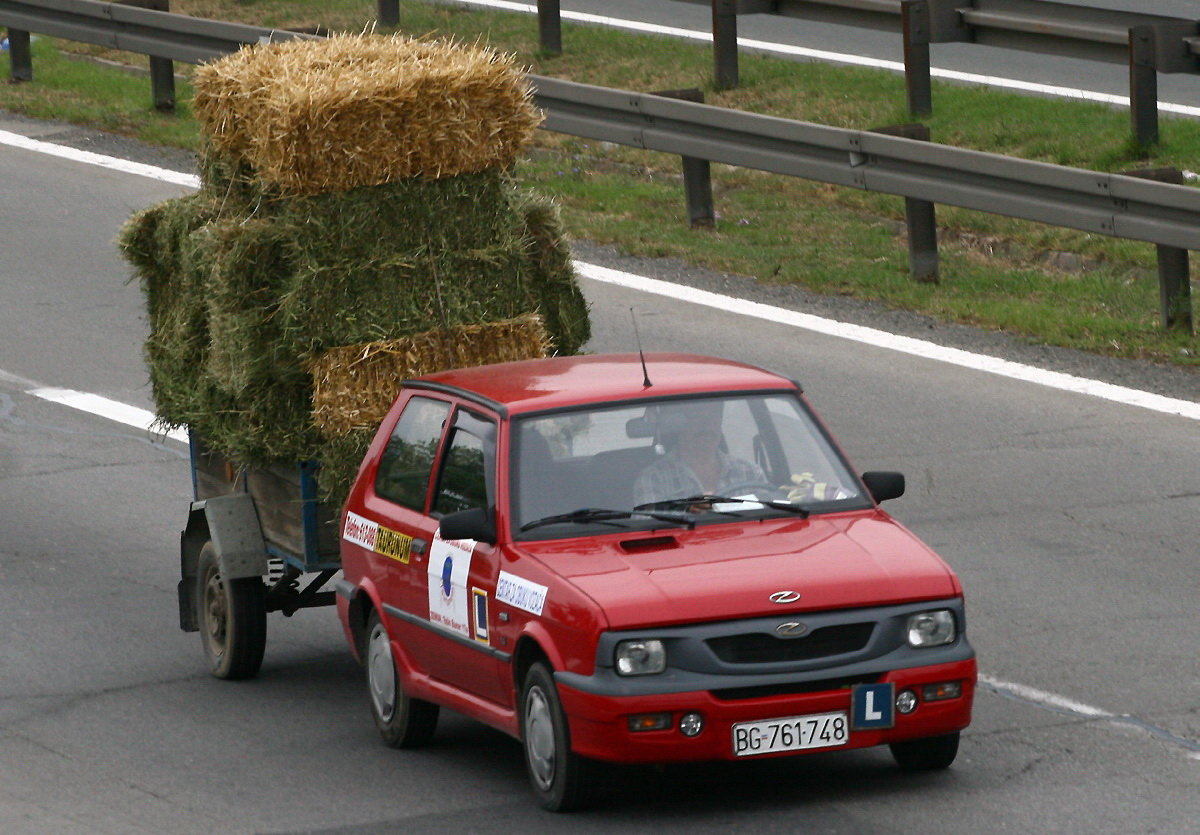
438,506 -> 497,544
861,471 -> 905,503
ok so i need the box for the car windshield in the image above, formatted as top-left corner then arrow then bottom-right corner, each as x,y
510,393 -> 869,540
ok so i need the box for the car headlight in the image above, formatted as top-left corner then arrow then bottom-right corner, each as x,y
906,610 -> 956,647
615,639 -> 666,676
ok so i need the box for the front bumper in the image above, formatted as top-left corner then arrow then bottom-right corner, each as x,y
558,657 -> 976,763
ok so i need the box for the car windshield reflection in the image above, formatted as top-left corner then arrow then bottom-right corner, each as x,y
511,393 -> 868,539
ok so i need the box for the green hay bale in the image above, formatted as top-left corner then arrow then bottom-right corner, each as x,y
119,194 -> 224,428
203,217 -> 297,395
196,139 -> 268,208
122,151 -> 591,479
512,192 -> 591,355
315,429 -> 375,507
276,168 -> 515,256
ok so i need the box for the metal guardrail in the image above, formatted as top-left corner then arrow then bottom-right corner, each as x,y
2,0 -> 1193,331
532,76 -> 1200,251
528,0 -> 1200,148
0,0 -> 307,61
0,0 -> 315,106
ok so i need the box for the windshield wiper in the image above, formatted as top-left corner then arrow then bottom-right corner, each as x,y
520,507 -> 696,533
635,495 -> 811,518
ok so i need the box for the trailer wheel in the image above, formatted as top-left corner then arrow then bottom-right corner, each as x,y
365,611 -> 439,747
197,541 -> 266,680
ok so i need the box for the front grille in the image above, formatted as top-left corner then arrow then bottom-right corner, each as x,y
711,674 -> 881,701
706,622 -> 875,664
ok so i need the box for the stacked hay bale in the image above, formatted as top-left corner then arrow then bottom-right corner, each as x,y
120,34 -> 590,504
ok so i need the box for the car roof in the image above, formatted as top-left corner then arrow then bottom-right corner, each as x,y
405,353 -> 800,415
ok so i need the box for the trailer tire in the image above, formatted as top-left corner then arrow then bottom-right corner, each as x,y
365,611 -> 439,748
197,541 -> 266,680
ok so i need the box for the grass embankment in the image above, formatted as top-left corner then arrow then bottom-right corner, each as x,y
2,0 -> 1198,366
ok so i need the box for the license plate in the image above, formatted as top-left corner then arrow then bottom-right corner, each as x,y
732,711 -> 849,757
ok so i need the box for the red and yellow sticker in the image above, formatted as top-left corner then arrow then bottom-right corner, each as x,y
342,511 -> 412,563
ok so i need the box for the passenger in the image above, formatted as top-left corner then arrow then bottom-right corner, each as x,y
633,400 -> 765,507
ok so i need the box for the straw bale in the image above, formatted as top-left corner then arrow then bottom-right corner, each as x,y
193,34 -> 543,196
309,314 -> 552,436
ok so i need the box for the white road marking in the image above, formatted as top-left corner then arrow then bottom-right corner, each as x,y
979,673 -> 1113,719
575,262 -> 1200,422
25,383 -> 187,443
3,98 -> 1198,757
0,129 -> 200,187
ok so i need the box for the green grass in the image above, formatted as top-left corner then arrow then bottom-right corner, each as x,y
2,0 -> 1197,366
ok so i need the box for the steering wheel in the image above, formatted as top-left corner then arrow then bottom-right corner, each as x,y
721,482 -> 784,500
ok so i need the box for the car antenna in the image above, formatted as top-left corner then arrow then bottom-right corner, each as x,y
630,307 -> 652,388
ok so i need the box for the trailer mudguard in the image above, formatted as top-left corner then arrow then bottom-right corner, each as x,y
178,493 -> 269,632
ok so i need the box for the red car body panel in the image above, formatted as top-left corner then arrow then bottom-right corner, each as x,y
512,514 -> 959,629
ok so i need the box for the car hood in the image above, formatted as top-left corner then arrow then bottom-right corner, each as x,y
513,513 -> 959,629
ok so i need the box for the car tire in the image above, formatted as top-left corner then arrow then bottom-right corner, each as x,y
889,731 -> 960,771
520,662 -> 592,812
197,541 -> 266,680
365,611 -> 439,748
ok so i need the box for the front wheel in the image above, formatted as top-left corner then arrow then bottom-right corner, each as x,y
889,731 -> 960,771
521,662 -> 592,812
197,541 -> 266,680
365,611 -> 439,748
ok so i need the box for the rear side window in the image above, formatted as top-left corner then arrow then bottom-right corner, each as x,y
375,396 -> 451,510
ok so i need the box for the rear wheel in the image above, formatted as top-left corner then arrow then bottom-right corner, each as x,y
890,731 -> 960,771
521,662 -> 592,812
365,611 -> 439,748
197,541 -> 266,680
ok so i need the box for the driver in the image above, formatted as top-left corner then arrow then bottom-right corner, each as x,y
633,400 -> 766,507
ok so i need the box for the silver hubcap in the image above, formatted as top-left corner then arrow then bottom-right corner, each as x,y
202,568 -> 228,657
367,623 -> 396,722
525,685 -> 556,790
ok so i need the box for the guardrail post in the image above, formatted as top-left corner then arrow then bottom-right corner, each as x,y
6,28 -> 32,82
873,124 -> 939,283
901,0 -> 933,116
1124,168 -> 1192,333
1157,244 -> 1192,334
657,89 -> 715,228
119,0 -> 175,111
537,0 -> 562,56
712,0 -> 739,90
376,0 -> 399,28
1129,26 -> 1159,149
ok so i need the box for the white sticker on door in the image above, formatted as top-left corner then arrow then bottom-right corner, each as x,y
427,532 -> 475,637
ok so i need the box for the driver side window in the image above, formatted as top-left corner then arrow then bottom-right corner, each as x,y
433,429 -> 488,516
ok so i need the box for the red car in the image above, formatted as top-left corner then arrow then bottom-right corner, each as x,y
335,353 -> 976,810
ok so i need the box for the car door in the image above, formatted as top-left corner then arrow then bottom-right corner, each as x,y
408,405 -> 509,705
359,393 -> 453,673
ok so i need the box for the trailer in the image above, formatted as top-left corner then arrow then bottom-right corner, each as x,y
177,434 -> 341,679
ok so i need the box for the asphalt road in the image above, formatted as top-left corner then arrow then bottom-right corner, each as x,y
1,110 -> 1198,832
